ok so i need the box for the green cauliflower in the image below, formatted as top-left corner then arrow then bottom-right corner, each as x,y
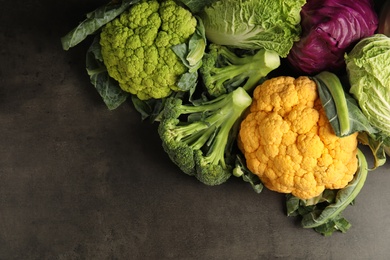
100,0 -> 197,100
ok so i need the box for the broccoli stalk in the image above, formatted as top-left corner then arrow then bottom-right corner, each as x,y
158,87 -> 252,185
200,44 -> 281,97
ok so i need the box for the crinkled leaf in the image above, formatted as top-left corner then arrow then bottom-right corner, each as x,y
345,95 -> 379,134
200,0 -> 305,57
61,0 -> 140,50
86,36 -> 129,110
346,34 -> 390,138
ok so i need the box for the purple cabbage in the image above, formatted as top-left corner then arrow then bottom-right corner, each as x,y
287,0 -> 378,75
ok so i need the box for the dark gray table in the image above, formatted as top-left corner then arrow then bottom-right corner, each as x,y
1,1 -> 390,259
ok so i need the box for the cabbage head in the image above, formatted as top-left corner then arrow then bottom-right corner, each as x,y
200,0 -> 305,57
345,34 -> 390,144
287,0 -> 378,75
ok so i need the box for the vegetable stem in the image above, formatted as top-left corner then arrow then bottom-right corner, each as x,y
314,71 -> 350,136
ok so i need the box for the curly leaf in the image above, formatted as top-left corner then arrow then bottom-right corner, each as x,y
86,36 -> 129,110
61,0 -> 140,50
345,95 -> 379,134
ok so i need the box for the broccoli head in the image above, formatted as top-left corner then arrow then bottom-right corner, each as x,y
158,87 -> 252,186
199,43 -> 281,97
99,0 -> 198,100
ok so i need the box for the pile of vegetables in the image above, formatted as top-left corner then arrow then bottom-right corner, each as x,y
62,0 -> 390,236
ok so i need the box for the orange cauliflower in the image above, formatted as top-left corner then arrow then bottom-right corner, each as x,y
238,76 -> 359,200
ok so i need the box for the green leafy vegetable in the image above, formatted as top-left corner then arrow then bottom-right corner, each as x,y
61,0 -> 140,50
86,36 -> 129,110
345,34 -> 390,145
200,0 -> 305,57
344,34 -> 390,167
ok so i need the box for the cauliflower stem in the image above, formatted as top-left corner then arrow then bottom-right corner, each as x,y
158,87 -> 252,185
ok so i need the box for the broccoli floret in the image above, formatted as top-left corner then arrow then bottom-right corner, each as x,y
199,43 -> 281,97
158,87 -> 252,185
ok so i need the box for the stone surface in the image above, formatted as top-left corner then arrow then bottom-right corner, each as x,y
1,1 -> 390,259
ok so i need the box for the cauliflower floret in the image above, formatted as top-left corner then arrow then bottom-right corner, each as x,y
238,76 -> 359,200
100,0 -> 197,100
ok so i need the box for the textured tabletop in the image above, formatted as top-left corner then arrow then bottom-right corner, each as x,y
1,1 -> 390,259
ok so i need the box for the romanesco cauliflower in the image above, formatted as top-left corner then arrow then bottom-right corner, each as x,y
100,0 -> 197,100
